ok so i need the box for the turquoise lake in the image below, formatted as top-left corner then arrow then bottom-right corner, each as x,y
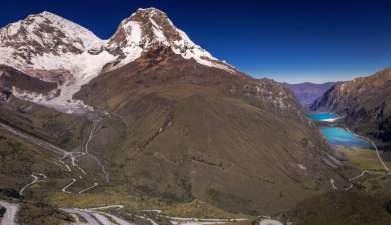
307,113 -> 373,149
307,113 -> 337,121
320,127 -> 373,149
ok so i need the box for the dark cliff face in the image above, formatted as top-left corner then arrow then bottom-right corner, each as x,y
0,65 -> 57,93
0,65 -> 57,104
311,68 -> 391,148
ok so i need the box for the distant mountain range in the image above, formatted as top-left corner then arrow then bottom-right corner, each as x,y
285,82 -> 338,107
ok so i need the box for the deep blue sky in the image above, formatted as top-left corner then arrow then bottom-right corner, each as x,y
2,0 -> 391,83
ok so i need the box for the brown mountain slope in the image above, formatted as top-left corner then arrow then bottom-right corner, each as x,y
311,68 -> 391,149
75,47 -> 347,214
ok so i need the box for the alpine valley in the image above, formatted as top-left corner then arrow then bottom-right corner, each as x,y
0,7 -> 391,225
311,68 -> 391,150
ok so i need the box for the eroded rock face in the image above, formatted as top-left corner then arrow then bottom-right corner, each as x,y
0,65 -> 57,105
311,68 -> 391,148
0,65 -> 57,93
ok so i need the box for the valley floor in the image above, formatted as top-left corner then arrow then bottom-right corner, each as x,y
1,110 -> 390,225
284,114 -> 391,225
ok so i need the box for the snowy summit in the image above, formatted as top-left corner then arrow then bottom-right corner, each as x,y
0,8 -> 234,114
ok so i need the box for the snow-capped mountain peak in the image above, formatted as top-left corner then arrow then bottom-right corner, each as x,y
107,7 -> 235,71
0,11 -> 104,57
0,11 -> 113,113
0,8 -> 234,114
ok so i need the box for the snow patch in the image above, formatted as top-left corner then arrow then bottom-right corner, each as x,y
38,11 -> 106,49
34,51 -> 114,113
110,21 -> 144,68
151,19 -> 169,44
297,164 -> 307,170
5,21 -> 21,36
171,27 -> 235,72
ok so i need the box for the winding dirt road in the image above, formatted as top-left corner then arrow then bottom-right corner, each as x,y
0,118 -> 107,195
0,201 -> 19,225
78,182 -> 99,194
338,130 -> 391,191
62,179 -> 77,193
18,173 -> 47,196
62,208 -> 135,225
